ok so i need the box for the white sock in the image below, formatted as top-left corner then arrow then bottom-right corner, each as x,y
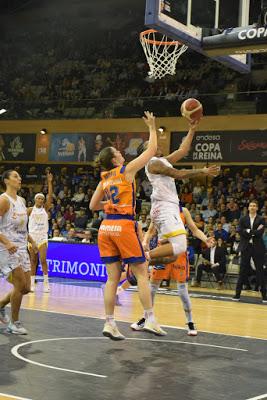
150,282 -> 160,306
31,276 -> 35,285
144,308 -> 156,323
177,283 -> 193,323
106,314 -> 116,327
43,275 -> 49,284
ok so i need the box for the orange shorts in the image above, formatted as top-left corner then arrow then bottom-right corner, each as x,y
98,215 -> 146,264
152,252 -> 189,283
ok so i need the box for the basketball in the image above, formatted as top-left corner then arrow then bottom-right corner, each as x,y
180,98 -> 203,122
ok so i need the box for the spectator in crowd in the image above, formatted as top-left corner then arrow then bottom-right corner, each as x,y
226,226 -> 237,248
82,230 -> 93,243
229,203 -> 241,221
194,214 -> 204,231
140,179 -> 152,201
64,205 -> 76,223
214,222 -> 229,241
180,186 -> 193,204
230,232 -> 241,255
67,227 -> 78,242
58,185 -> 69,200
75,209 -> 88,230
201,203 -> 217,222
139,213 -> 148,231
61,222 -> 73,238
71,187 -> 85,205
56,211 -> 66,230
220,216 -> 230,232
193,239 -> 227,289
193,181 -> 202,203
88,211 -> 101,230
50,228 -> 64,240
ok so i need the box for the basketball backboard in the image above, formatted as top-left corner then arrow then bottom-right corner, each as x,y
145,0 -> 256,73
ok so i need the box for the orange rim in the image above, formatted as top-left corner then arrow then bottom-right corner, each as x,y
140,29 -> 182,46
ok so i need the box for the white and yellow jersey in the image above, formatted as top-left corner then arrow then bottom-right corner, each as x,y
145,157 -> 180,206
0,193 -> 28,251
28,206 -> 48,242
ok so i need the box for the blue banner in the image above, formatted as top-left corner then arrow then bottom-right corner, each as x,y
49,133 -> 95,162
36,241 -> 107,282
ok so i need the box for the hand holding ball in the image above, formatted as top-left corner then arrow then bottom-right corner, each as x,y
180,98 -> 203,123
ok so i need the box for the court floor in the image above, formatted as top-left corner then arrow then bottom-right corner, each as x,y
0,279 -> 267,400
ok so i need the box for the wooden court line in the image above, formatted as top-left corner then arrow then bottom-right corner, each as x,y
19,305 -> 267,342
0,393 -> 31,400
246,394 -> 267,400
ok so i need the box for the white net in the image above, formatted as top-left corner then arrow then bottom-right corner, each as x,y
140,29 -> 188,80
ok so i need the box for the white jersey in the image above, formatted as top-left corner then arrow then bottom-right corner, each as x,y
145,157 -> 180,206
0,193 -> 28,251
28,206 -> 48,240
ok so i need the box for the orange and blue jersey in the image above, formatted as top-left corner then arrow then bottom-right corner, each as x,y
98,165 -> 145,264
101,166 -> 136,216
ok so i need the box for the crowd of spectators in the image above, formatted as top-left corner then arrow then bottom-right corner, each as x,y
0,2 -> 267,120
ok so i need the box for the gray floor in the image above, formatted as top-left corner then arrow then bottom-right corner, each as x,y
0,309 -> 266,400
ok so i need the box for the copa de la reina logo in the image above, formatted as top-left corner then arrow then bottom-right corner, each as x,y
193,134 -> 223,161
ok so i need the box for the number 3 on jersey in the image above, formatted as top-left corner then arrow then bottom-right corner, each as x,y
110,185 -> 119,204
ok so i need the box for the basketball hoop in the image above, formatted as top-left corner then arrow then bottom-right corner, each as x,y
140,29 -> 188,80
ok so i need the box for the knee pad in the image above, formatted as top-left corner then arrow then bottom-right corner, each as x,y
150,282 -> 160,294
177,282 -> 191,311
169,234 -> 187,256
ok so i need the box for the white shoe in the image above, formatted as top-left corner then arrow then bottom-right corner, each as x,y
43,284 -> 50,293
102,323 -> 125,340
130,317 -> 146,331
7,321 -> 28,335
144,320 -> 167,336
0,307 -> 10,324
187,322 -> 198,336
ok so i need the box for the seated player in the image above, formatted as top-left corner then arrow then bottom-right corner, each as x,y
131,205 -> 214,336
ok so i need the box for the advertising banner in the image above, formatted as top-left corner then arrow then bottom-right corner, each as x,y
36,242 -> 107,282
49,133 -> 95,162
91,132 -> 149,162
0,134 -> 36,161
171,131 -> 267,162
49,132 -> 149,162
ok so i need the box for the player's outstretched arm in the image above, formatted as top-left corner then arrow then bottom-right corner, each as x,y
89,182 -> 105,211
125,111 -> 157,180
166,120 -> 199,165
147,160 -> 220,180
45,172 -> 53,210
183,207 -> 215,248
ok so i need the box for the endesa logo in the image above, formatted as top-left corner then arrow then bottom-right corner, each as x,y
238,27 -> 267,40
